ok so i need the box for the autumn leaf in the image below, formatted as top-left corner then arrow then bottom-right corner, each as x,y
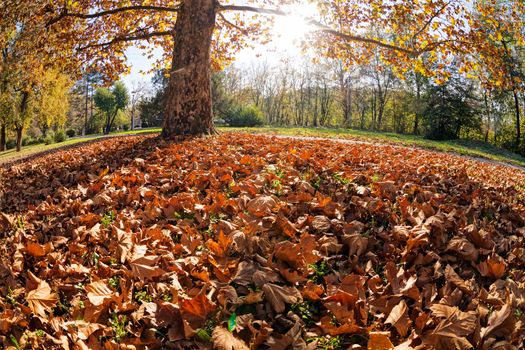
368,331 -> 394,350
246,195 -> 277,217
180,293 -> 216,328
26,280 -> 58,317
85,280 -> 115,306
480,304 -> 515,341
25,242 -> 46,257
212,326 -> 249,350
429,304 -> 477,349
262,283 -> 302,313
385,300 -> 411,337
113,227 -> 132,263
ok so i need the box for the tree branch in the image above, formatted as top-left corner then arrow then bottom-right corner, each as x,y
47,5 -> 180,27
218,13 -> 250,36
78,30 -> 173,51
219,5 -> 416,55
411,1 -> 451,42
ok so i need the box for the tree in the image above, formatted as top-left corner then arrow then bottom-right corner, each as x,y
34,69 -> 72,134
35,0 -> 524,138
422,76 -> 480,140
94,82 -> 129,134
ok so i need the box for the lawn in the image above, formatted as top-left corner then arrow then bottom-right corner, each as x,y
2,126 -> 525,169
0,128 -> 162,164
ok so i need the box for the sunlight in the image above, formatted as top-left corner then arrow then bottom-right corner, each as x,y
271,4 -> 318,52
274,14 -> 313,48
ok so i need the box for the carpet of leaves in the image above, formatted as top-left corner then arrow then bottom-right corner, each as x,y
0,133 -> 525,350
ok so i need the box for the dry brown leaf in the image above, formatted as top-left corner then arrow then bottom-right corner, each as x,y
25,242 -> 46,257
311,215 -> 331,233
480,304 -> 515,341
246,195 -> 277,217
130,255 -> 165,279
180,293 -> 216,328
211,326 -> 249,350
85,280 -> 115,306
444,265 -> 472,294
385,300 -> 411,337
26,280 -> 58,317
430,304 -> 477,349
262,283 -> 302,313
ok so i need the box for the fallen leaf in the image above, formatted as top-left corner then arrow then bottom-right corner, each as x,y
212,326 -> 249,350
26,280 -> 58,317
262,283 -> 302,313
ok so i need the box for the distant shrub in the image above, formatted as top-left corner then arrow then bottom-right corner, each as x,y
5,139 -> 16,150
44,132 -> 55,145
223,105 -> 264,127
22,137 -> 35,146
122,124 -> 129,131
66,129 -> 76,138
54,130 -> 67,143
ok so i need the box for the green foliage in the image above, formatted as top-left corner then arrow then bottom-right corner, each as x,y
9,334 -> 20,350
94,82 -> 129,133
5,139 -> 16,150
134,290 -> 153,303
54,129 -> 67,143
291,301 -> 321,326
101,211 -> 115,227
109,314 -> 128,342
22,136 -> 39,146
138,71 -> 167,128
306,335 -> 342,350
66,129 -> 76,138
108,276 -> 120,290
222,105 -> 264,127
308,260 -> 331,283
422,77 -> 480,140
94,88 -> 116,115
44,133 -> 55,145
113,82 -> 129,111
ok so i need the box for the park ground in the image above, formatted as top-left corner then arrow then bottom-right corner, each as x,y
0,132 -> 524,348
1,126 -> 525,169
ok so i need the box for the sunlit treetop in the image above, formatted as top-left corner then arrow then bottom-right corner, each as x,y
3,0 -> 525,88
314,0 -> 525,87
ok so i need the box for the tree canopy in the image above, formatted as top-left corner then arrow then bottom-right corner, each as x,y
2,0 -> 525,137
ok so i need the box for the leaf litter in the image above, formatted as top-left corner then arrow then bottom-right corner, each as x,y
0,133 -> 524,349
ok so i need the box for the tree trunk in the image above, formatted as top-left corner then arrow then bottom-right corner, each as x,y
0,123 -> 5,152
413,74 -> 422,135
513,90 -> 520,150
161,0 -> 217,138
84,75 -> 89,136
483,90 -> 490,143
16,127 -> 22,152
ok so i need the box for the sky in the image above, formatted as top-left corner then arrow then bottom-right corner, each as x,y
120,2 -> 318,94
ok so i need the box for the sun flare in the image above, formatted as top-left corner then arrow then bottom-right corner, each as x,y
271,4 -> 318,52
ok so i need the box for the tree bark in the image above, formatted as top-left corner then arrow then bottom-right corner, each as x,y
0,123 -> 5,152
513,90 -> 520,150
413,73 -> 422,135
16,127 -> 22,152
161,0 -> 217,138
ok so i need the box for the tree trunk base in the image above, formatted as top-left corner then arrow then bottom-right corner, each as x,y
161,0 -> 217,138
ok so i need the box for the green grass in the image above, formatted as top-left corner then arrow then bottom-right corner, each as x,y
0,128 -> 161,164
220,126 -> 525,168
